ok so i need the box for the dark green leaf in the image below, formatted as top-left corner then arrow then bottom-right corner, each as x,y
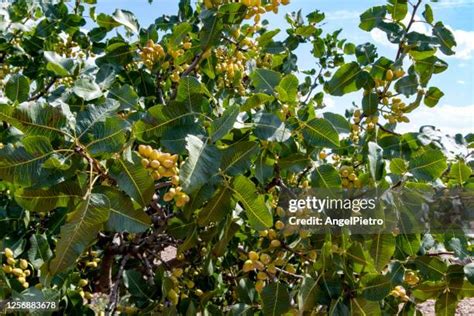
261,282 -> 291,316
109,153 -> 155,207
424,87 -> 444,108
49,193 -> 110,275
359,6 -> 387,31
409,150 -> 447,181
302,118 -> 340,148
180,135 -> 222,194
230,176 -> 272,230
249,69 -> 282,94
5,74 -> 30,103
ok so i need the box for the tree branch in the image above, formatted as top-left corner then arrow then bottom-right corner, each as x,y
106,254 -> 129,316
28,77 -> 56,101
377,123 -> 401,136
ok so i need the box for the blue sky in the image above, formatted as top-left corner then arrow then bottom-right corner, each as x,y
93,0 -> 473,134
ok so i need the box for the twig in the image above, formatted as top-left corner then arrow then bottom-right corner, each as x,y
106,254 -> 130,316
181,52 -> 203,77
377,123 -> 401,136
155,181 -> 172,190
426,252 -> 455,257
274,267 -> 304,279
28,77 -> 56,101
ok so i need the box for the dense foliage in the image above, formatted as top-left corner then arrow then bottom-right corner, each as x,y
0,0 -> 473,315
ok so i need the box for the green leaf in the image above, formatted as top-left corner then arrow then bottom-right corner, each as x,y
415,256 -> 448,281
28,233 -> 53,269
311,164 -> 341,188
302,118 -> 340,148
5,74 -> 30,103
200,11 -> 222,49
324,62 -> 364,96
133,103 -> 197,140
218,3 -> 247,24
279,154 -> 310,173
15,181 -> 83,213
0,136 -> 57,187
44,51 -> 75,77
73,77 -> 103,101
368,142 -> 385,181
176,76 -> 203,103
424,87 -> 444,108
370,57 -> 393,80
351,298 -> 381,315
253,112 -> 291,142
109,153 -> 155,207
112,9 -> 139,34
359,6 -> 387,31
197,186 -> 233,227
323,112 -> 351,133
76,100 -> 120,138
275,74 -> 298,104
423,4 -> 434,24
242,93 -> 274,112
124,269 -> 153,299
97,186 -> 151,233
387,0 -> 408,21
395,75 -> 418,97
210,105 -> 239,143
449,161 -> 471,184
261,282 -> 291,316
298,277 -> 318,311
369,233 -> 395,271
435,292 -> 458,316
180,135 -> 222,194
433,22 -> 456,56
108,84 -> 139,110
312,37 -> 326,58
169,23 -> 192,48
464,263 -> 474,284
362,92 -> 379,116
390,158 -> 407,175
361,274 -> 391,301
408,150 -> 447,181
82,116 -> 130,157
230,175 -> 272,231
249,69 -> 282,94
355,43 -> 377,66
49,193 -> 110,275
0,103 -> 68,139
220,141 -> 259,176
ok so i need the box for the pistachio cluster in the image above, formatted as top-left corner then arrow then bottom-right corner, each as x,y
203,0 -> 290,24
339,165 -> 361,189
390,285 -> 409,302
215,48 -> 246,94
77,278 -> 93,301
137,145 -> 190,207
2,248 -> 31,288
165,268 -> 203,306
140,39 -> 165,69
404,270 -> 420,286
55,37 -> 85,59
79,250 -> 101,269
382,96 -> 410,124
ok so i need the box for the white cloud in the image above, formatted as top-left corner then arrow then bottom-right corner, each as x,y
396,104 -> 474,135
448,28 -> 474,60
431,0 -> 474,8
457,80 -> 466,84
325,10 -> 360,21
